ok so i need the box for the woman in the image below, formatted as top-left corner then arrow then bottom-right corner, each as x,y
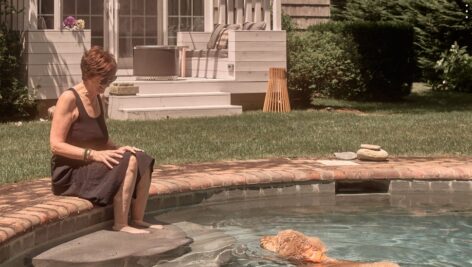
50,46 -> 161,234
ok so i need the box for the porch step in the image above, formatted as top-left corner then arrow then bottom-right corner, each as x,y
113,78 -> 234,94
115,105 -> 242,120
109,92 -> 231,109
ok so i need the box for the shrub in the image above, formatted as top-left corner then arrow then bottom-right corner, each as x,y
305,21 -> 415,101
344,22 -> 415,100
332,0 -> 472,82
0,0 -> 36,121
433,43 -> 472,93
287,31 -> 365,107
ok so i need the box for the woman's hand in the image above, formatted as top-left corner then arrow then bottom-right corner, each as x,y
117,146 -> 144,155
90,150 -> 124,169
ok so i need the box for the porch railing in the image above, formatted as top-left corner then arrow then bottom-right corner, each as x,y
205,0 -> 282,32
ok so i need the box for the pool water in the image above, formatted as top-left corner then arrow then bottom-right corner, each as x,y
154,193 -> 472,267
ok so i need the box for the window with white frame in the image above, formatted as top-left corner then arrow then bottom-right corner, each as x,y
168,0 -> 204,45
37,0 -> 55,29
62,0 -> 104,46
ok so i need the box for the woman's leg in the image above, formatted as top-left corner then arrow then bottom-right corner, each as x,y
112,155 -> 149,234
130,168 -> 163,229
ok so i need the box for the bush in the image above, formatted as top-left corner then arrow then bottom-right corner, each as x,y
344,22 -> 415,100
332,0 -> 472,82
433,43 -> 472,93
0,0 -> 36,121
287,31 -> 365,107
299,21 -> 414,102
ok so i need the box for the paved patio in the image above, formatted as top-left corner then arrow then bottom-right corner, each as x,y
0,157 -> 471,253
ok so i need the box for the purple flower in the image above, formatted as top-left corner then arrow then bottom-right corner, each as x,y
63,16 -> 76,28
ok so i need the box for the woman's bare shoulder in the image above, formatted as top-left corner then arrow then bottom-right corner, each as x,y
56,90 -> 77,113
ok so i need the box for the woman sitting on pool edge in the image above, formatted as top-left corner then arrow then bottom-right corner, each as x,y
50,46 -> 161,234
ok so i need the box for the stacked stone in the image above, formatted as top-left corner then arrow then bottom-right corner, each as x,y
357,144 -> 389,161
108,83 -> 139,95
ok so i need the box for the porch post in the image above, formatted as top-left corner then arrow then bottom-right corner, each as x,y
204,0 -> 214,32
162,0 -> 168,45
272,0 -> 281,30
25,0 -> 38,29
53,0 -> 62,29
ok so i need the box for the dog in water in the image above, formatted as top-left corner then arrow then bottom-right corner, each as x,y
260,230 -> 400,267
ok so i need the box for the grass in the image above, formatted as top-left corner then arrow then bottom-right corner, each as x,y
1,84 -> 472,184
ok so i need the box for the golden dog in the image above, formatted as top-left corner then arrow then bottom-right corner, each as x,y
260,230 -> 400,267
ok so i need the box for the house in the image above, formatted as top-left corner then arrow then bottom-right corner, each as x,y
281,0 -> 331,29
3,0 -> 328,119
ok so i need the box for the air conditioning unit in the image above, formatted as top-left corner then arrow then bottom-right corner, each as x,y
133,45 -> 180,80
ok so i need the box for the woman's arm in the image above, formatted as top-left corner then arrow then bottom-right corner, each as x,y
50,91 -> 124,168
49,91 -> 87,161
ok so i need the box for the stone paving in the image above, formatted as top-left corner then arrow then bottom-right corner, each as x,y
0,157 -> 471,254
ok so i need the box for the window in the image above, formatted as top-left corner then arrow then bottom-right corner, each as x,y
62,0 -> 104,47
118,0 -> 158,58
168,0 -> 204,45
38,0 -> 55,29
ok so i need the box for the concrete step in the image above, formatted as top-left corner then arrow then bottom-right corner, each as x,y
113,105 -> 243,120
113,78 -> 235,94
108,92 -> 231,109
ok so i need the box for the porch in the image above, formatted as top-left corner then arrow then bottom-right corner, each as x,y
7,0 -> 286,119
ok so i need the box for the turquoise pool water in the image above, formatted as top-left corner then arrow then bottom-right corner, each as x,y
155,193 -> 472,267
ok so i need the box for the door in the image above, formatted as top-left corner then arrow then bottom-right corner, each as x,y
115,0 -> 159,68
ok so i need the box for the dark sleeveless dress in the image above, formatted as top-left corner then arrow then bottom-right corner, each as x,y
51,88 -> 155,206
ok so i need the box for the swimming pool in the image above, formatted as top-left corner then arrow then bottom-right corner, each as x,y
152,193 -> 472,267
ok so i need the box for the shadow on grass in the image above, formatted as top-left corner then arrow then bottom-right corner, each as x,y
311,87 -> 472,114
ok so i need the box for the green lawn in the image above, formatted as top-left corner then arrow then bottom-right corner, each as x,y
1,84 -> 472,184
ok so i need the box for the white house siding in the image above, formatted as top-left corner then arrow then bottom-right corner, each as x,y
24,30 -> 91,99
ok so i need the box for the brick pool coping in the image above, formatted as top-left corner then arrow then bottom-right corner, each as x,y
1,157 -> 471,264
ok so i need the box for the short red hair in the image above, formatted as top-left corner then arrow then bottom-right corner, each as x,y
81,46 -> 117,81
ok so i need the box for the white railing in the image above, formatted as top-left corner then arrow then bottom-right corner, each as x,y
205,0 -> 282,32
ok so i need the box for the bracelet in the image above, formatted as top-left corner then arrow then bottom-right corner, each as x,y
83,148 -> 93,162
83,148 -> 89,161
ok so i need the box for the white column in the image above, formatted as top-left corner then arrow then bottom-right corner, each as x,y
218,0 -> 226,25
25,0 -> 38,29
254,0 -> 261,23
244,0 -> 252,22
227,0 -> 234,24
272,0 -> 281,30
53,0 -> 62,29
263,0 -> 270,30
235,0 -> 244,25
162,0 -> 168,45
204,0 -> 214,32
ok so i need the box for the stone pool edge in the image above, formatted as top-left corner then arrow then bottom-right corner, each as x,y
1,157 -> 472,266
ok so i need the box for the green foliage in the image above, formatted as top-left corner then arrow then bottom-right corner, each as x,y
408,0 -> 472,81
334,0 -> 408,22
282,13 -> 296,32
287,30 -> 365,107
333,0 -> 472,81
298,22 -> 414,102
433,43 -> 472,93
345,22 -> 415,100
0,0 -> 36,121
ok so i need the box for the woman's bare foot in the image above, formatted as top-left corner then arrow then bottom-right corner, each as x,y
113,225 -> 150,234
131,220 -> 164,229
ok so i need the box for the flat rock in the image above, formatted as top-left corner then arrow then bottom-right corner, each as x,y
334,152 -> 357,160
357,148 -> 389,161
109,85 -> 139,95
155,221 -> 237,267
32,225 -> 192,267
360,144 -> 381,151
